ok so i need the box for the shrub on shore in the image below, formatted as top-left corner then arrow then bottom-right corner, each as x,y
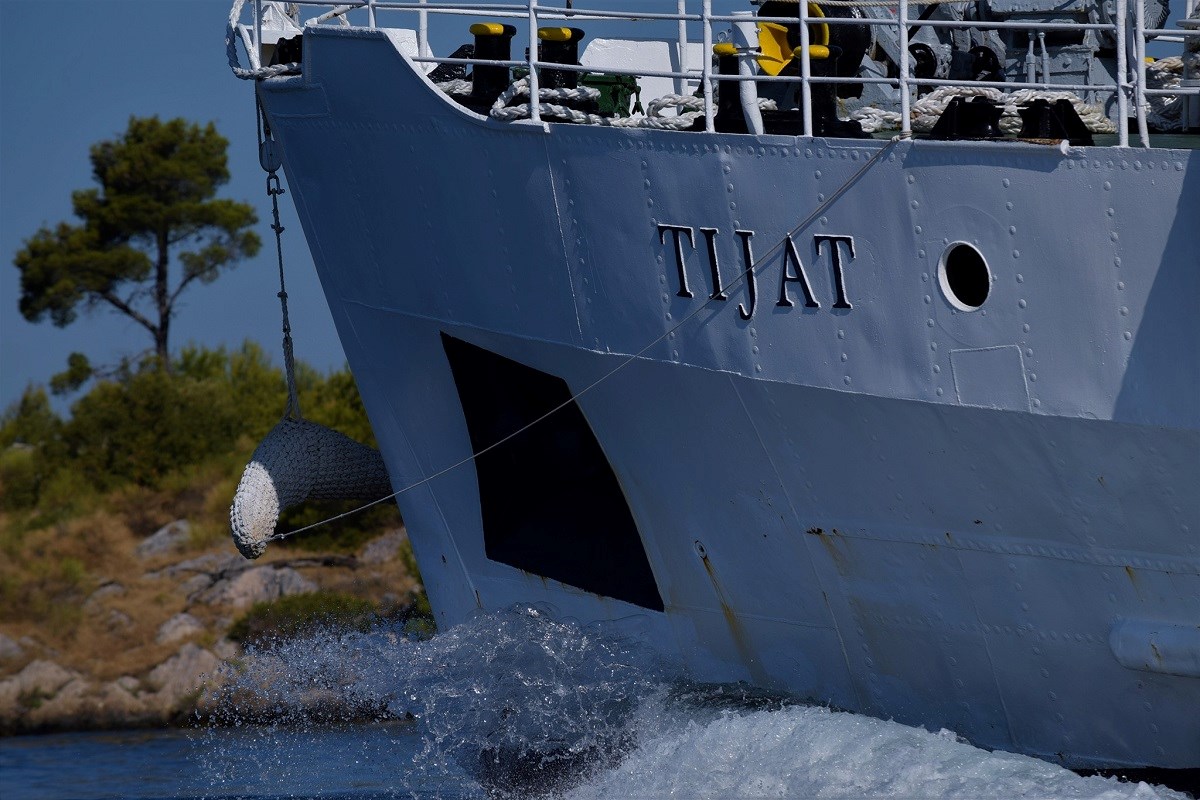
227,592 -> 377,646
0,342 -> 376,514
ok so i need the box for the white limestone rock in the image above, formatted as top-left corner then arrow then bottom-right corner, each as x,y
104,609 -> 134,632
145,643 -> 219,708
0,659 -> 79,712
28,677 -> 91,724
83,582 -> 125,612
156,613 -> 205,645
195,566 -> 317,609
361,529 -> 407,565
14,660 -> 76,696
94,680 -> 147,718
136,520 -> 192,559
149,552 -> 241,581
179,573 -> 214,598
213,638 -> 240,661
0,633 -> 24,663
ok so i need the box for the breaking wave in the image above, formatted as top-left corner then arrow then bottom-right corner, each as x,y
197,607 -> 1190,799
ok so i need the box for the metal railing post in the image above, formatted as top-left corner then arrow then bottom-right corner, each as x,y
1116,0 -> 1129,147
731,11 -> 763,134
528,1 -> 542,122
800,1 -> 813,137
1038,31 -> 1050,87
1135,0 -> 1149,146
677,0 -> 689,96
253,0 -> 263,69
898,0 -> 912,137
419,0 -> 431,59
1025,31 -> 1037,83
703,0 -> 714,131
367,0 -> 376,29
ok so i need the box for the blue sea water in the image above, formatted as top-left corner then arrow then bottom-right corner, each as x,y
1,608 -> 1191,800
0,724 -> 472,800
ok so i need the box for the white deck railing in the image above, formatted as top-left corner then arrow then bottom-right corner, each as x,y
234,0 -> 1200,148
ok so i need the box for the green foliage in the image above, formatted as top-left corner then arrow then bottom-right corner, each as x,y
60,342 -> 290,490
58,557 -> 86,588
302,368 -> 379,448
65,367 -> 242,489
402,596 -> 436,638
49,353 -> 95,396
49,352 -> 94,398
0,387 -> 66,512
0,386 -> 63,450
0,448 -> 40,511
28,470 -> 98,528
227,592 -> 377,646
15,222 -> 148,328
13,116 -> 261,363
0,344 -> 379,515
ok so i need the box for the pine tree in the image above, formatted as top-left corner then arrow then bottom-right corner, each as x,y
14,116 -> 261,371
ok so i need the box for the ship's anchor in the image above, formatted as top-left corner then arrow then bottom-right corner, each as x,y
228,102 -> 391,560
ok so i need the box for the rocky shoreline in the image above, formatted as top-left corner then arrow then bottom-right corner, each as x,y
0,645 -> 224,734
0,522 -> 418,736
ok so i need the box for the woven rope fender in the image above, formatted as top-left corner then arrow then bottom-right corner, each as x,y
230,418 -> 393,559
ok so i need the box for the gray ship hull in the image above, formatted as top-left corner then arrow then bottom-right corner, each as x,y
258,26 -> 1199,769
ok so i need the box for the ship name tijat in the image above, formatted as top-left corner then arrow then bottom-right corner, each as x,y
658,223 -> 856,318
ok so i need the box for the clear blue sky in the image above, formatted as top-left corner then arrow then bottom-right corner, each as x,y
0,0 -> 345,413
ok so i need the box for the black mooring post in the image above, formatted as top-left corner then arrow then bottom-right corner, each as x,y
537,27 -> 586,90
470,23 -> 518,105
713,43 -> 749,133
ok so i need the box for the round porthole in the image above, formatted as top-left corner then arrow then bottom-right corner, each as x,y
938,242 -> 991,311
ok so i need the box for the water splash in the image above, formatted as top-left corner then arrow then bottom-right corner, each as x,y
196,607 -> 1190,800
199,605 -> 665,797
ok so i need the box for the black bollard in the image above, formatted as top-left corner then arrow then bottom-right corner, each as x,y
713,42 -> 749,133
537,27 -> 586,90
929,95 -> 1005,140
1017,98 -> 1094,146
470,23 -> 518,106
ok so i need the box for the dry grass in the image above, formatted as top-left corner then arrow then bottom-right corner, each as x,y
0,512 -> 130,638
0,465 -> 416,689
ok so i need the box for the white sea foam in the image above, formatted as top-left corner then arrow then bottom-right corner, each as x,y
571,702 -> 1186,800
199,608 -> 1191,800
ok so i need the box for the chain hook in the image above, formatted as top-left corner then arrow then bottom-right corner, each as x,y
266,172 -> 286,239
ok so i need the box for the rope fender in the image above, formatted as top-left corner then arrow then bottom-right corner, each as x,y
231,418 -> 393,559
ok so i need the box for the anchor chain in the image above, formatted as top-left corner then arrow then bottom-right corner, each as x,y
258,99 -> 302,421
